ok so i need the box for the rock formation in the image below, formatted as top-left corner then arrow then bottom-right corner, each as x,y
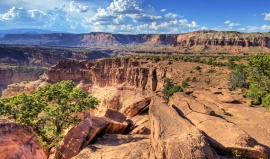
1,31 -> 270,50
2,58 -> 270,158
0,120 -> 47,159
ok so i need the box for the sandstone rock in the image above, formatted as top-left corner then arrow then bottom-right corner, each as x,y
104,108 -> 127,123
129,114 -> 150,135
169,93 -> 268,159
0,121 -> 46,159
124,97 -> 151,117
73,134 -> 149,159
169,92 -> 215,116
149,96 -> 218,159
55,110 -> 130,159
217,93 -> 239,103
55,117 -> 109,159
103,109 -> 128,134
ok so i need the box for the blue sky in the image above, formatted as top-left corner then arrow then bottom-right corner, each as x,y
0,0 -> 270,34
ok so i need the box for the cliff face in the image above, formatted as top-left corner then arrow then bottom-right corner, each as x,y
45,58 -> 161,93
1,31 -> 270,49
0,45 -> 110,96
0,68 -> 44,96
174,30 -> 270,48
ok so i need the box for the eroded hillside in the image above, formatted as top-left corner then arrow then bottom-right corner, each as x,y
2,57 -> 270,159
1,31 -> 270,54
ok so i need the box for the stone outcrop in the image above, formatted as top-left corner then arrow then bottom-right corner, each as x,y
55,117 -> 109,159
0,121 -> 47,159
55,109 -> 129,159
73,134 -> 149,159
149,96 -> 218,159
124,97 -> 151,117
169,92 -> 268,158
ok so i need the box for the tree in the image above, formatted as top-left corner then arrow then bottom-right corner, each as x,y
228,63 -> 248,91
0,80 -> 99,148
246,54 -> 270,108
162,78 -> 183,100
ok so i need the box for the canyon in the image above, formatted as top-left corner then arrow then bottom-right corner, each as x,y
1,30 -> 270,159
1,31 -> 270,54
2,57 -> 270,159
0,45 -> 109,96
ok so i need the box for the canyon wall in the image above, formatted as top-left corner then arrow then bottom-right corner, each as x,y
1,31 -> 270,49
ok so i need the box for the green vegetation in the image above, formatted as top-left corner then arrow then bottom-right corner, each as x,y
0,80 -> 99,148
226,54 -> 270,109
162,78 -> 183,100
228,64 -> 248,91
182,77 -> 190,88
245,54 -> 270,109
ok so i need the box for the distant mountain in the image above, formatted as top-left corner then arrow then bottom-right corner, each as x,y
0,30 -> 269,53
0,28 -> 68,35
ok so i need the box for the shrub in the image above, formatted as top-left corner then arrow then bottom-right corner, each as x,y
195,66 -> 201,71
162,78 -> 183,100
228,64 -> 248,90
245,54 -> 270,109
182,77 -> 190,88
192,77 -> 198,82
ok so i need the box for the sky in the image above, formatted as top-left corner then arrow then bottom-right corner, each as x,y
0,0 -> 270,34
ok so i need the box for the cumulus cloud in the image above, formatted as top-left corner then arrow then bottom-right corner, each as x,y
224,20 -> 240,27
161,9 -> 166,12
0,4 -> 88,32
88,0 -> 198,33
0,7 -> 35,23
261,25 -> 270,30
165,13 -> 182,19
70,1 -> 89,13
263,13 -> 270,20
224,20 -> 230,24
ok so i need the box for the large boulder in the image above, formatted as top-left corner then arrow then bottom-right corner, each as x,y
73,134 -> 149,159
149,96 -> 218,159
129,114 -> 151,135
0,120 -> 47,159
103,109 -> 129,134
55,109 -> 129,159
123,97 -> 151,118
55,117 -> 109,159
169,92 -> 268,159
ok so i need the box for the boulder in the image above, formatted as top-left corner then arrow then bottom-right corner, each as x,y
73,134 -> 149,159
124,97 -> 151,118
0,121 -> 46,159
55,109 -> 129,159
130,115 -> 150,135
149,96 -> 218,159
169,92 -> 268,159
55,117 -> 109,159
103,109 -> 129,134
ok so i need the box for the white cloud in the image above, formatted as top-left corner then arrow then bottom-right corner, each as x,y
161,9 -> 166,12
261,25 -> 270,30
229,23 -> 240,27
70,1 -> 89,13
224,20 -> 240,27
200,26 -> 208,30
264,13 -> 270,20
238,28 -> 246,31
165,13 -> 182,19
224,20 -> 230,24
